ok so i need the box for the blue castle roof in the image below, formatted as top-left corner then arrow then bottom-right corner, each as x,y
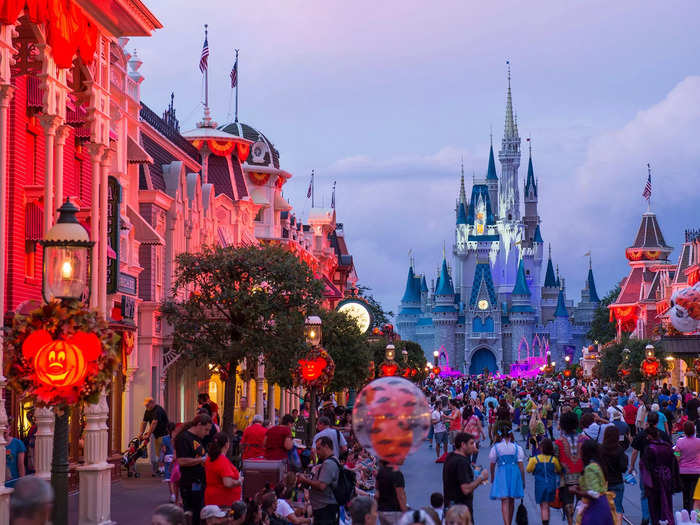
533,224 -> 543,243
587,267 -> 600,303
436,258 -> 455,296
544,256 -> 557,288
401,266 -> 421,304
466,185 -> 496,225
486,144 -> 498,180
555,288 -> 569,317
469,262 -> 498,307
525,155 -> 537,197
512,259 -> 531,296
421,275 -> 429,293
456,202 -> 467,225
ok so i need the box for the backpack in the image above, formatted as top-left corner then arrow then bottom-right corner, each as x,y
327,457 -> 356,506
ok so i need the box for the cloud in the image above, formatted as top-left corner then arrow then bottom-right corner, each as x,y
321,76 -> 700,317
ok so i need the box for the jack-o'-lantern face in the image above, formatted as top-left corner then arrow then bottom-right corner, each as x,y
22,329 -> 102,389
299,357 -> 327,382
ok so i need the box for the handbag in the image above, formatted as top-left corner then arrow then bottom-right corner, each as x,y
550,488 -> 563,509
515,499 -> 528,525
287,446 -> 302,472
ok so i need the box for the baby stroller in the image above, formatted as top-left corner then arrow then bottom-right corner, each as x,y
122,436 -> 149,478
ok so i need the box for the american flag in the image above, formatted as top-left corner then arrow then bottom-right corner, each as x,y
307,171 -> 314,199
199,34 -> 209,73
643,163 -> 652,200
230,58 -> 238,88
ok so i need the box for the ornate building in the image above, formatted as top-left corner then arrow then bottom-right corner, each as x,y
397,71 -> 599,375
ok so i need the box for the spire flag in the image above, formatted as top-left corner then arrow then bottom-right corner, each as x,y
331,181 -> 336,209
643,163 -> 652,205
307,170 -> 314,202
231,49 -> 239,122
199,25 -> 209,73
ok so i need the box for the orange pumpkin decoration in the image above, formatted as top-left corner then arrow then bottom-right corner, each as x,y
299,357 -> 327,382
380,362 -> 399,377
22,329 -> 101,389
433,367 -> 441,375
640,357 -> 660,378
563,369 -> 572,378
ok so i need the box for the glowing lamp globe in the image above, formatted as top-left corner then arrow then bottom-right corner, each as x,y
40,199 -> 93,303
385,344 -> 396,361
352,377 -> 431,465
304,316 -> 322,347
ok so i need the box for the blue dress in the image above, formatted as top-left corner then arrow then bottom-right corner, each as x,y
532,455 -> 558,504
490,442 -> 524,500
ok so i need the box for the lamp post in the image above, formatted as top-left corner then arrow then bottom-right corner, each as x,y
402,348 -> 408,363
433,350 -> 439,367
40,199 -> 93,525
304,316 -> 322,446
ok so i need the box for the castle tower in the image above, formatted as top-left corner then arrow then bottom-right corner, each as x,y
523,144 -> 539,244
552,287 -> 572,366
541,245 -> 559,323
574,257 -> 601,326
433,257 -> 458,368
498,64 -> 521,222
396,263 -> 421,343
465,255 -> 502,375
509,259 -> 535,370
486,141 -> 499,219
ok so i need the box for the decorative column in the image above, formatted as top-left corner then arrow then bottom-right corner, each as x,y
267,384 -> 275,424
279,388 -> 286,417
255,356 -> 265,417
87,143 -> 104,309
39,115 -> 61,234
53,125 -> 70,219
33,407 -> 54,481
0,81 -> 15,524
78,393 -> 113,525
98,151 -> 110,316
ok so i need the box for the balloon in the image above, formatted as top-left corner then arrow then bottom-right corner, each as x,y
669,283 -> 700,333
352,377 -> 430,465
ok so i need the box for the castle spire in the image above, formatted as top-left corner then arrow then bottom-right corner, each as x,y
436,256 -> 455,296
544,244 -> 557,288
459,159 -> 467,203
486,142 -> 498,180
512,258 -> 531,296
554,288 -> 569,318
587,257 -> 600,303
525,139 -> 537,198
504,60 -> 516,139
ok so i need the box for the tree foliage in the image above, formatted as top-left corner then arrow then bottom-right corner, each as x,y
587,285 -> 620,344
357,285 -> 393,329
320,309 -> 372,391
159,244 -> 324,433
369,339 -> 427,381
595,337 -> 666,384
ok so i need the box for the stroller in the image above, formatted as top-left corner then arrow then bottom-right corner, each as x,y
122,436 -> 149,478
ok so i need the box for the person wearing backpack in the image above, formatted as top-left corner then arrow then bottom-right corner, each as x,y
297,435 -> 352,525
526,439 -> 561,525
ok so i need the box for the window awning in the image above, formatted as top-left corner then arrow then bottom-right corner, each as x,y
126,205 -> 164,245
250,188 -> 270,207
127,136 -> 153,164
274,192 -> 292,211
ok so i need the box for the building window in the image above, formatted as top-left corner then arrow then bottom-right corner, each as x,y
254,208 -> 264,222
26,130 -> 38,184
24,202 -> 43,279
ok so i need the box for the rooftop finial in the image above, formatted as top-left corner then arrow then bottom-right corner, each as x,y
643,162 -> 653,212
442,240 -> 446,259
528,136 -> 532,157
548,243 -> 551,259
504,60 -> 516,139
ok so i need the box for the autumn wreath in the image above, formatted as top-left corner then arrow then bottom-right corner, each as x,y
4,301 -> 120,406
293,347 -> 335,390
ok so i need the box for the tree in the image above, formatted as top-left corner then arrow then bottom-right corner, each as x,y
369,339 -> 427,380
356,285 -> 393,329
595,337 -> 666,384
320,309 -> 372,391
587,285 -> 620,344
160,244 -> 324,434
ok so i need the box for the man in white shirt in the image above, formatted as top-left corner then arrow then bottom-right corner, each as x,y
432,401 -> 448,459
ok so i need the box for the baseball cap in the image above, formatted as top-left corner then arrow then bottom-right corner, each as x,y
143,397 -> 154,406
201,505 -> 226,520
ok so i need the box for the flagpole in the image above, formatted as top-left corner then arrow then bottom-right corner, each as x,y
204,24 -> 208,110
234,49 -> 239,123
311,170 -> 315,208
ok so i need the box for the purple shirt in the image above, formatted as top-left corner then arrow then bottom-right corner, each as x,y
674,436 -> 700,474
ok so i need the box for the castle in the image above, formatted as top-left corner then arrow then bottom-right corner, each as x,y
396,69 -> 600,375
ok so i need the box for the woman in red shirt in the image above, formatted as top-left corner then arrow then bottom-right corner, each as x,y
204,432 -> 243,506
263,414 -> 294,460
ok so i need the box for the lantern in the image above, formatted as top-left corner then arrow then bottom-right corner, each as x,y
304,316 -> 322,347
352,377 -> 431,464
401,348 -> 408,363
40,199 -> 94,303
385,344 -> 396,361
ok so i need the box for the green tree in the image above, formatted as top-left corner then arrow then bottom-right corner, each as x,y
369,339 -> 427,380
595,337 -> 665,384
160,244 -> 324,434
320,309 -> 372,391
587,286 -> 621,344
357,285 -> 393,329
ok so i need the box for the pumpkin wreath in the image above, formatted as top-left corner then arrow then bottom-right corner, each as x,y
293,347 -> 335,390
4,300 -> 119,406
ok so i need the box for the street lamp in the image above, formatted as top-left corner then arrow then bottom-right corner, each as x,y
565,355 -> 571,363
40,198 -> 93,304
433,349 -> 439,367
304,316 -> 323,445
645,344 -> 655,359
41,198 -> 93,525
386,344 -> 396,361
402,348 -> 408,363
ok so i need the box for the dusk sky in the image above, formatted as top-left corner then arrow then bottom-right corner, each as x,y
133,0 -> 700,315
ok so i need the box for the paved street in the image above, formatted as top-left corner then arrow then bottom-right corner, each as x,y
403,434 -> 683,525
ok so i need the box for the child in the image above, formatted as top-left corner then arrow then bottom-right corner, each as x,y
430,492 -> 444,523
573,440 -> 615,525
526,438 -> 561,525
489,421 -> 525,525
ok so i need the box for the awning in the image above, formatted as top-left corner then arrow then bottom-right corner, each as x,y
660,335 -> 700,355
126,205 -> 164,245
274,192 -> 292,211
127,136 -> 153,164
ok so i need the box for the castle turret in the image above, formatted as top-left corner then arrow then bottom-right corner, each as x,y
396,264 -> 421,342
575,258 -> 601,325
523,145 -> 539,244
486,142 -> 499,218
499,64 -> 521,222
509,259 -> 535,371
433,257 -> 458,368
541,245 -> 559,323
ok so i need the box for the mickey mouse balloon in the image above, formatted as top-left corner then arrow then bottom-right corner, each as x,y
352,377 -> 431,465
